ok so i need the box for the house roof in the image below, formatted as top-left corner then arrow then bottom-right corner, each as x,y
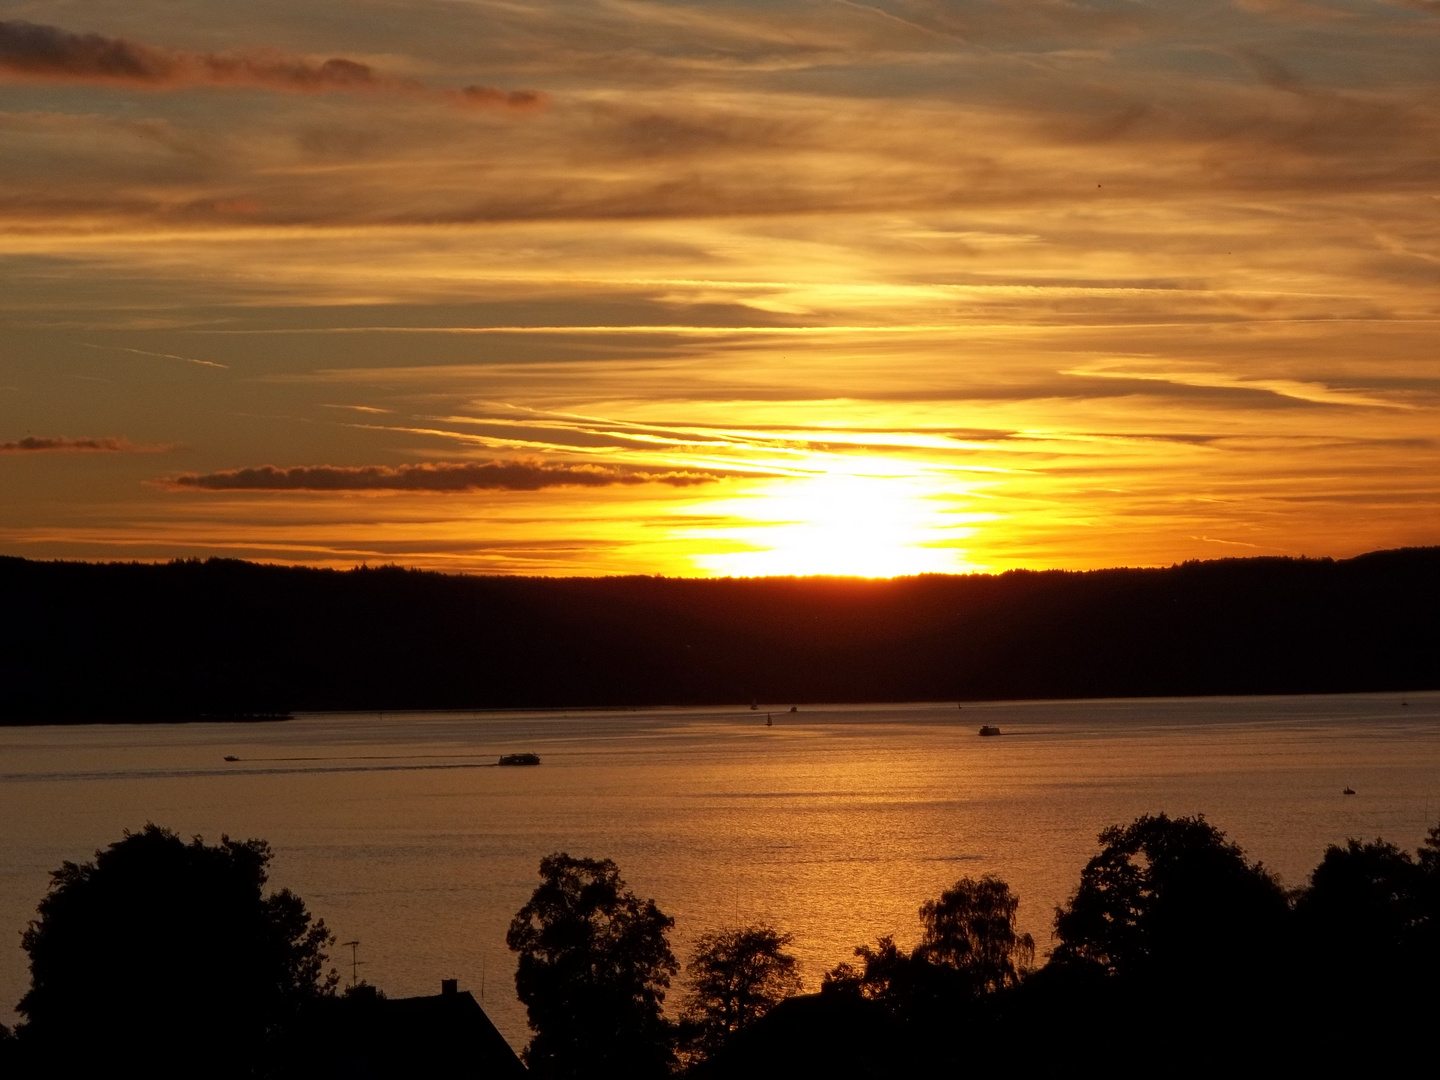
297,984 -> 527,1078
380,988 -> 527,1078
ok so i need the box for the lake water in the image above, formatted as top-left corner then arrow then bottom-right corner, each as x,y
3,692 -> 1439,1048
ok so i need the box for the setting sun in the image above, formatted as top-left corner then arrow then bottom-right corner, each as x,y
683,467 -> 990,577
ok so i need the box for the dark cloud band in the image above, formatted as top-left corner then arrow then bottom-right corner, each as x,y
0,20 -> 543,109
1,436 -> 129,452
168,460 -> 722,492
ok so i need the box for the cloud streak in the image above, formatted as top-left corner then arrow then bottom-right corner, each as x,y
1,436 -> 130,452
0,20 -> 543,109
168,460 -> 724,492
83,343 -> 228,369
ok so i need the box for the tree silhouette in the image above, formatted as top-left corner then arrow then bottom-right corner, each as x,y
1419,820 -> 1440,876
681,925 -> 802,1062
17,824 -> 335,1077
506,853 -> 677,1079
917,875 -> 1034,994
1051,813 -> 1288,982
1294,832 -> 1440,1006
822,936 -> 926,1010
821,873 -> 1033,1042
1416,822 -> 1440,964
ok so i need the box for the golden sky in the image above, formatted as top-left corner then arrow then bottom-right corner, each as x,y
1,0 -> 1437,575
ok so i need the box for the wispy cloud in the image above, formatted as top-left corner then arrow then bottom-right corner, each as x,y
83,343 -> 228,369
1063,363 -> 1409,410
167,460 -> 725,492
0,20 -> 543,109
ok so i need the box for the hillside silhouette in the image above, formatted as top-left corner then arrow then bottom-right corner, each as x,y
2,546 -> 1437,721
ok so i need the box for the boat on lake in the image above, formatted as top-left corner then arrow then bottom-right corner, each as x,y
498,753 -> 541,767
978,725 -> 1002,737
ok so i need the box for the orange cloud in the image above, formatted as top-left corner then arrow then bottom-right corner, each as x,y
449,85 -> 547,111
0,19 -> 544,109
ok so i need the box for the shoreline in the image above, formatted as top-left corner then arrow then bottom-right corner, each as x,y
0,713 -> 293,727
3,689 -> 1433,727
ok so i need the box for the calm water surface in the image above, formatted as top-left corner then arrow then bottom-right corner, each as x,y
3,693 -> 1439,1047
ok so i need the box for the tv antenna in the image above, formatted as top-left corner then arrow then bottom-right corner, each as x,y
340,940 -> 363,989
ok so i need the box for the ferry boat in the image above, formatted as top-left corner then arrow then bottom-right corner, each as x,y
978,725 -> 1002,737
498,753 -> 541,767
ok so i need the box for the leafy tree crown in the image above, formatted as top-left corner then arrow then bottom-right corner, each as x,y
1051,813 -> 1287,978
681,925 -> 802,1061
507,852 -> 677,1079
18,824 -> 335,1075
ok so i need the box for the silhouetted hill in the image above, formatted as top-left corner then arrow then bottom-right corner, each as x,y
2,548 -> 1437,721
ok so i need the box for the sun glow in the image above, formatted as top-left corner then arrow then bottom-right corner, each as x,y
682,469 -> 992,578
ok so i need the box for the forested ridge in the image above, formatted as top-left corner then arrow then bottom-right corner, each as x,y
2,546 -> 1438,721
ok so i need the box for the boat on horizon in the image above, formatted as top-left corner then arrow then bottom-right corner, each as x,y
498,753 -> 541,767
978,725 -> 1002,737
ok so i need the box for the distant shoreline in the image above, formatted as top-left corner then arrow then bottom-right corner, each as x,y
4,547 -> 1437,721
0,713 -> 293,728
3,692 -> 1432,727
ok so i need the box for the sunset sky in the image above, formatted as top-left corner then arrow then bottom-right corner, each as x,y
1,0 -> 1437,576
